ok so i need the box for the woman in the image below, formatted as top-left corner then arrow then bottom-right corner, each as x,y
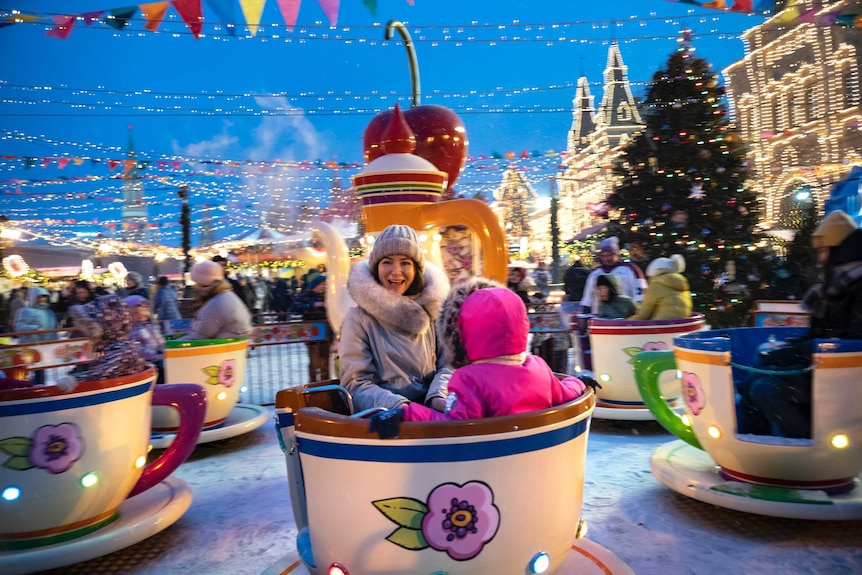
290,274 -> 333,382
181,260 -> 252,340
339,224 -> 451,412
13,287 -> 58,385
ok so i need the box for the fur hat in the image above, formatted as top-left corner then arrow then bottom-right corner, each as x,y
126,271 -> 144,287
369,225 -> 425,274
598,237 -> 620,254
190,260 -> 224,286
436,276 -> 507,368
811,210 -> 858,249
646,254 -> 686,278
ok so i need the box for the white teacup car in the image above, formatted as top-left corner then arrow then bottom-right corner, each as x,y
275,380 -> 596,575
152,337 -> 248,433
575,314 -> 705,419
635,326 -> 862,520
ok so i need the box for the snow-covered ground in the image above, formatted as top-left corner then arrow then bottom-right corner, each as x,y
29,408 -> 862,575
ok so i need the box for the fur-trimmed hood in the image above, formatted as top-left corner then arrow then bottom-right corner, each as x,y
436,277 -> 510,368
347,259 -> 449,336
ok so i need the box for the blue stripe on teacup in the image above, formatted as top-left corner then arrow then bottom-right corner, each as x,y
0,380 -> 152,417
298,418 -> 589,463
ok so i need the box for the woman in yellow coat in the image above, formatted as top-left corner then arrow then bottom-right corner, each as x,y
629,254 -> 692,320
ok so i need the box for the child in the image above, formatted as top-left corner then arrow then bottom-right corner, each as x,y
57,295 -> 148,391
400,277 -> 595,421
594,274 -> 637,319
124,295 -> 166,384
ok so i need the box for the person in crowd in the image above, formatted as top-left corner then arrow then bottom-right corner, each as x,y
594,274 -> 638,319
268,277 -> 293,321
212,255 -> 243,300
389,278 -> 595,421
290,274 -> 333,381
563,258 -> 590,303
580,237 -> 646,314
123,271 -> 149,299
506,266 -> 532,307
57,295 -> 148,392
532,261 -> 551,298
235,275 -> 257,318
628,254 -> 692,320
152,275 -> 181,323
13,286 -> 58,386
339,224 -> 451,413
124,295 -> 165,384
738,210 -> 861,438
5,288 -> 27,331
181,260 -> 252,340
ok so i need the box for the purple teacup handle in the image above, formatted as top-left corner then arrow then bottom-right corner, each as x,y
130,383 -> 206,497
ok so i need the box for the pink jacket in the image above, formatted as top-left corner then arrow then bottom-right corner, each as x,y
404,287 -> 586,421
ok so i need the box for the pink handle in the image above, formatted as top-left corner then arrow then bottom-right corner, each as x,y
130,383 -> 206,497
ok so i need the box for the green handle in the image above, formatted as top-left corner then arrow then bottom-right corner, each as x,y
634,350 -> 702,450
385,20 -> 421,107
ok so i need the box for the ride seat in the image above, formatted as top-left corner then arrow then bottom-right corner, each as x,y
275,379 -> 354,416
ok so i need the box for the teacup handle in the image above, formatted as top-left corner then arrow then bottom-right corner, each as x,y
130,383 -> 207,497
633,350 -> 702,450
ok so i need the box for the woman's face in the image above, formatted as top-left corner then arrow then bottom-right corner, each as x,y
377,255 -> 416,296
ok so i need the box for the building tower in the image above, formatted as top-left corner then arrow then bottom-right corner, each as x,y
199,203 -> 215,246
120,126 -> 148,245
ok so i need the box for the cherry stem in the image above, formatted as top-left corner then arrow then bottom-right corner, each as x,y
385,20 -> 421,108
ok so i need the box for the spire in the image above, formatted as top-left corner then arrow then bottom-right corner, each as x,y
127,124 -> 136,159
596,42 -> 643,148
568,76 -> 597,153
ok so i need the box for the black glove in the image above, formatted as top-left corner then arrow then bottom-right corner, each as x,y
369,407 -> 405,439
578,375 -> 602,393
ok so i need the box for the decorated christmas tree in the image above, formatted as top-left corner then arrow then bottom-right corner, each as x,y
603,33 -> 768,328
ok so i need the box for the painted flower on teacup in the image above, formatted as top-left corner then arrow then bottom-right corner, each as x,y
682,372 -> 706,415
373,480 -> 501,560
0,422 -> 84,473
202,359 -> 237,387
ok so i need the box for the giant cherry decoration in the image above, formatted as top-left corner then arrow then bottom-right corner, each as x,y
362,20 -> 468,193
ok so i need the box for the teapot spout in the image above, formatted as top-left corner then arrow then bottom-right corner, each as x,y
312,221 -> 355,336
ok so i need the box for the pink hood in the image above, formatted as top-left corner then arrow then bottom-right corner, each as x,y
458,287 -> 529,362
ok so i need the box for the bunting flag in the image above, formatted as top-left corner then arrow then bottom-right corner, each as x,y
46,15 -> 75,39
82,11 -> 105,25
239,0 -> 265,36
172,0 -> 204,38
360,0 -> 377,17
317,0 -> 340,26
276,0 -> 302,31
204,0 -> 237,34
141,2 -> 169,31
105,6 -> 139,30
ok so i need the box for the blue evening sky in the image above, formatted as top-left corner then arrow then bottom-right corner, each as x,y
0,1 -> 766,247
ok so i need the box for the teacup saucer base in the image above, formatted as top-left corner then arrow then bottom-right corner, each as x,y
651,439 -> 862,520
0,476 -> 191,575
150,403 -> 269,449
593,401 -> 684,421
260,536 -> 634,575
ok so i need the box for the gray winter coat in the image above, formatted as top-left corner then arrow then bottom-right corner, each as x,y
339,260 -> 451,412
182,282 -> 252,340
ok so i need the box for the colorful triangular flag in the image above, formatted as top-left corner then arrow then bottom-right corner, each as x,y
317,0 -> 339,26
46,15 -> 75,39
141,2 -> 170,32
275,0 -> 301,31
239,0 -> 266,36
173,0 -> 204,38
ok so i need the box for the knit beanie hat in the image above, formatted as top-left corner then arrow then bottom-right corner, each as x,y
123,295 -> 148,309
369,225 -> 425,274
646,254 -> 686,278
190,260 -> 224,286
598,236 -> 620,254
811,210 -> 858,249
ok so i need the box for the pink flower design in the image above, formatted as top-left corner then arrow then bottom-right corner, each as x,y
422,481 -> 500,560
682,372 -> 706,416
218,359 -> 237,388
642,341 -> 670,351
31,423 -> 84,473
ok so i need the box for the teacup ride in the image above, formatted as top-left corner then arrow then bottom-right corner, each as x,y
635,326 -> 862,520
576,314 -> 706,420
0,367 -> 206,574
268,380 -> 635,575
150,337 -> 268,449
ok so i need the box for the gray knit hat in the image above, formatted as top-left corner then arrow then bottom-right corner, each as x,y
369,225 -> 425,274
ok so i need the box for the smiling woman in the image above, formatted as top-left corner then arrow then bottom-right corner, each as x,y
338,224 -> 451,413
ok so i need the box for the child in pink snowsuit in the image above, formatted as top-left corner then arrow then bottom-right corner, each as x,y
403,278 -> 593,421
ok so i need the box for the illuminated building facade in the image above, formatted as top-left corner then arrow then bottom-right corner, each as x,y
723,0 -> 862,231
